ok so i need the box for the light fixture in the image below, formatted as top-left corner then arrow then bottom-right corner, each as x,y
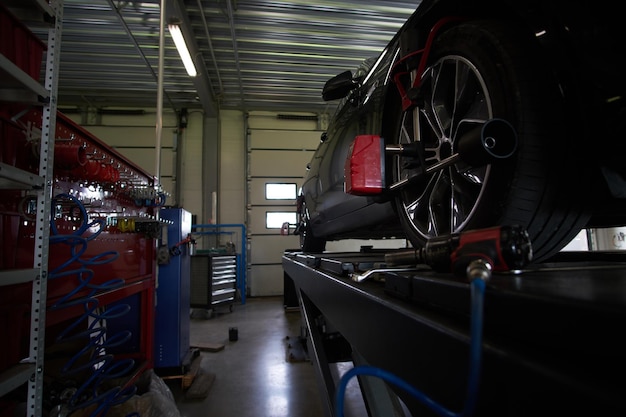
168,22 -> 197,77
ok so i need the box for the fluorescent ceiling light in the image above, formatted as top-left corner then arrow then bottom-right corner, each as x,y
168,23 -> 197,77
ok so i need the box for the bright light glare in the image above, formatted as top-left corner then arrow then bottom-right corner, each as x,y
168,24 -> 197,77
266,183 -> 296,200
266,212 -> 296,229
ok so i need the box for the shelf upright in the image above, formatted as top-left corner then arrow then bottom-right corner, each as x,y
0,1 -> 62,416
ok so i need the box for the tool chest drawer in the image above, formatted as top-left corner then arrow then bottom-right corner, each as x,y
190,254 -> 237,311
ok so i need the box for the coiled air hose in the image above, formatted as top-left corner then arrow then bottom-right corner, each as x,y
48,193 -> 137,416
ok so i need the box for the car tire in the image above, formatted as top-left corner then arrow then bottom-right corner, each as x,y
299,223 -> 326,253
392,20 -> 591,263
296,200 -> 326,253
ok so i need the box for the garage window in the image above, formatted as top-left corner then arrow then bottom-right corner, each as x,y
266,211 -> 297,229
266,183 -> 296,200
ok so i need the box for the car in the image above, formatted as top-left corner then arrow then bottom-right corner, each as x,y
294,0 -> 625,263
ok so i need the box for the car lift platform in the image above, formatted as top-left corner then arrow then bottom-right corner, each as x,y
282,249 -> 626,417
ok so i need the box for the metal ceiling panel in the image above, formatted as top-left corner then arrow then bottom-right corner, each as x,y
188,0 -> 418,113
5,0 -> 419,116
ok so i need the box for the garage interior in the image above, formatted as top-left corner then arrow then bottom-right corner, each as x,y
1,1 -> 624,417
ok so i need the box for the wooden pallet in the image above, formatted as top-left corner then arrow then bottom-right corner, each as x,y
185,371 -> 216,399
191,341 -> 225,352
161,354 -> 203,389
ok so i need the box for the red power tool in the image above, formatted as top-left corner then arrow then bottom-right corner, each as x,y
385,225 -> 533,277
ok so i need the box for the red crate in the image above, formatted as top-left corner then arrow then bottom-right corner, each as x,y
0,9 -> 15,64
1,115 -> 24,166
0,303 -> 30,375
0,3 -> 47,81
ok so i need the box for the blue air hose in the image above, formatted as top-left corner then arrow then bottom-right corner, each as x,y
48,193 -> 137,416
334,277 -> 486,417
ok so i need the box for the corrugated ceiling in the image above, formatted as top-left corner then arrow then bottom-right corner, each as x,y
7,0 -> 419,117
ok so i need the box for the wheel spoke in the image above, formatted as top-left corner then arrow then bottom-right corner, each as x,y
449,166 -> 483,229
405,171 -> 439,235
396,53 -> 494,242
449,168 -> 461,232
398,121 -> 413,145
430,63 -> 452,138
427,170 -> 451,235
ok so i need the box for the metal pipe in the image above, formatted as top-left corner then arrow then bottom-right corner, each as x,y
155,0 -> 166,186
388,153 -> 461,192
105,0 -> 176,111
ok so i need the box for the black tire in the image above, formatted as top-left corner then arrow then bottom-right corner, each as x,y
296,200 -> 326,253
392,20 -> 591,263
299,222 -> 326,253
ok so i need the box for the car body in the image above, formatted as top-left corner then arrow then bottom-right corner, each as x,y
295,0 -> 626,262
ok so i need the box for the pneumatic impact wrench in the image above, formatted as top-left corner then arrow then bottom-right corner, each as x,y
385,225 -> 533,277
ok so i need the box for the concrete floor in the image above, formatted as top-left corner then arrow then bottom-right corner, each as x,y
167,296 -> 325,417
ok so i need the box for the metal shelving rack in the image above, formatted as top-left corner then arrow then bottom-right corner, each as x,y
0,1 -> 62,415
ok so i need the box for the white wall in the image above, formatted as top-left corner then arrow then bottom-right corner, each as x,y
218,110 -> 246,225
66,107 -> 331,297
64,109 -> 175,197
64,108 -> 205,221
